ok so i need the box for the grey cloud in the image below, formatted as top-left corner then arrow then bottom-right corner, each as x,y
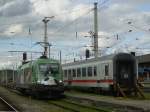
0,0 -> 14,6
0,0 -> 32,17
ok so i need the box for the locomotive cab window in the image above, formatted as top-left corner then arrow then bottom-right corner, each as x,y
105,64 -> 109,76
88,67 -> 92,77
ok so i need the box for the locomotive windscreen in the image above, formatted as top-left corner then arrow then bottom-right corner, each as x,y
39,64 -> 59,76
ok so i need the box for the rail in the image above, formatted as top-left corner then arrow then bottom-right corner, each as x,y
48,99 -> 110,112
0,97 -> 18,112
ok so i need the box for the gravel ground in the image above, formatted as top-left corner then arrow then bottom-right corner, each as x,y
65,91 -> 150,112
0,86 -> 68,112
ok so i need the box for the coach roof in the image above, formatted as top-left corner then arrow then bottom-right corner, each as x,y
62,54 -> 115,67
62,53 -> 135,67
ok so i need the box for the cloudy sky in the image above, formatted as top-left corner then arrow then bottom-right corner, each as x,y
0,0 -> 150,68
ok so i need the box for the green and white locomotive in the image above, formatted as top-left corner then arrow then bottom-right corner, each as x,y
16,54 -> 64,98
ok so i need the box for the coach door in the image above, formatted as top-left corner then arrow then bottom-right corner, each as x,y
117,61 -> 134,87
101,63 -> 109,80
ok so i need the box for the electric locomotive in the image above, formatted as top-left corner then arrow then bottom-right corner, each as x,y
16,55 -> 64,98
62,53 -> 139,96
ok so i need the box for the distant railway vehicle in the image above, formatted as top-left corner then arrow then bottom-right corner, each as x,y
137,53 -> 150,82
62,53 -> 143,96
0,69 -> 17,86
138,67 -> 150,82
0,55 -> 64,98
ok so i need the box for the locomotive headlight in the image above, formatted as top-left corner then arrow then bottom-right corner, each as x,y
59,80 -> 62,83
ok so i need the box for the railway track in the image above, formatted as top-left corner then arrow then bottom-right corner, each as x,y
143,87 -> 150,93
142,82 -> 150,93
64,93 -> 149,112
0,96 -> 18,112
48,99 -> 110,112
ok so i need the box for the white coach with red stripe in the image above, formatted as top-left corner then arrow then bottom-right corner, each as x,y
62,54 -> 115,91
62,53 -> 137,93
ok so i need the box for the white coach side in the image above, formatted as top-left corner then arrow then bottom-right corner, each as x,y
62,54 -> 115,90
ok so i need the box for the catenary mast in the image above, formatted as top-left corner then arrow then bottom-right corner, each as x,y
42,16 -> 54,57
94,2 -> 99,58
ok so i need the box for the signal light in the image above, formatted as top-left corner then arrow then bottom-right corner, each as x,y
23,52 -> 27,61
86,49 -> 90,59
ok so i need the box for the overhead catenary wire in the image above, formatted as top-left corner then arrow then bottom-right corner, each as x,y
0,1 -> 110,37
128,23 -> 150,33
50,0 -> 109,37
49,8 -> 94,37
0,7 -> 94,38
0,2 -> 125,56
98,0 -> 110,7
0,3 -> 95,65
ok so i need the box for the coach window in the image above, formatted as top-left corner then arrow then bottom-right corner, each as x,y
68,69 -> 72,76
94,66 -> 97,76
77,68 -> 81,77
105,64 -> 109,76
82,67 -> 86,77
72,69 -> 76,77
88,67 -> 92,77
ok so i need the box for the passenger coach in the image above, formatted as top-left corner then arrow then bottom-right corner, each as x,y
62,53 -> 138,95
